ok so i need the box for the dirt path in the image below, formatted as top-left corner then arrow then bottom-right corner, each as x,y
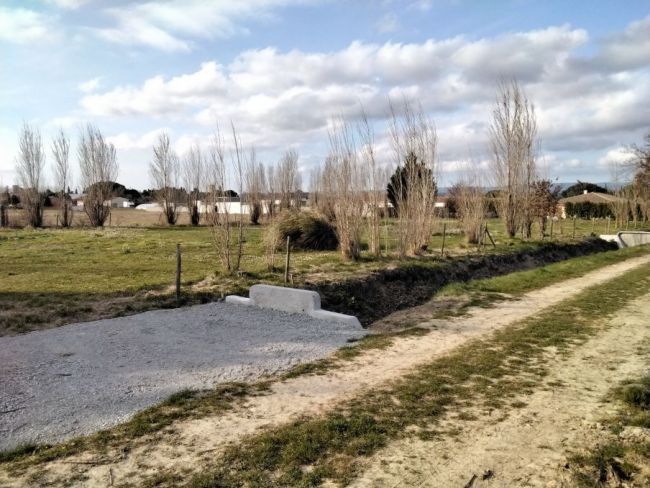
351,291 -> 650,487
3,254 -> 649,487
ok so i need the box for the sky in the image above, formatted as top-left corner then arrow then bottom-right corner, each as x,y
1,0 -> 649,191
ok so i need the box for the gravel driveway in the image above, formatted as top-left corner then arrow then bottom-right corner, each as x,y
0,302 -> 364,451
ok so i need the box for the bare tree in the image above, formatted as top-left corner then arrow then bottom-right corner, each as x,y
310,158 -> 337,222
327,118 -> 365,260
78,124 -> 118,227
450,165 -> 486,244
277,149 -> 300,210
150,133 -> 180,225
388,99 -> 438,256
628,131 -> 650,222
358,108 -> 382,256
52,129 -> 73,227
183,144 -> 203,226
206,124 -> 246,273
0,187 -> 8,228
609,159 -> 633,228
244,148 -> 266,225
489,80 -> 538,238
230,123 -> 245,271
266,163 -> 278,219
207,128 -> 233,271
16,122 -> 45,227
529,179 -> 560,238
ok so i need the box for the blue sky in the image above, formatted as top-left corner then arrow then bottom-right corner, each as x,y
1,0 -> 649,190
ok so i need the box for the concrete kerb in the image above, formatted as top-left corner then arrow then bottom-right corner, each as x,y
226,284 -> 362,328
600,232 -> 650,248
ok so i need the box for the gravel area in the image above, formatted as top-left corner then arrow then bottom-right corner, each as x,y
0,302 -> 364,451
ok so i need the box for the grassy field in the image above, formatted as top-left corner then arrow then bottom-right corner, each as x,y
1,209 -> 648,335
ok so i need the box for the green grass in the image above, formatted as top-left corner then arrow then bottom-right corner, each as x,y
4,217 -> 642,335
183,263 -> 650,488
432,245 -> 650,318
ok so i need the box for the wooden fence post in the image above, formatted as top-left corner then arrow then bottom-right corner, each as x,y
284,236 -> 291,283
485,224 -> 496,247
591,217 -> 595,234
549,217 -> 554,239
176,243 -> 181,303
572,217 -> 576,239
440,222 -> 447,256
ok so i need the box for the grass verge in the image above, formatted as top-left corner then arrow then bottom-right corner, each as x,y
184,263 -> 650,487
431,244 -> 650,318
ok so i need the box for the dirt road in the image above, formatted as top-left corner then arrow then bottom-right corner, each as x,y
352,291 -> 650,487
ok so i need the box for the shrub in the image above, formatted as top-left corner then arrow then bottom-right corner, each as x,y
269,211 -> 339,251
565,202 -> 614,219
620,379 -> 650,409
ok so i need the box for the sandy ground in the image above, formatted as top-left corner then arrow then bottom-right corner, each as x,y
2,254 -> 648,487
351,292 -> 650,487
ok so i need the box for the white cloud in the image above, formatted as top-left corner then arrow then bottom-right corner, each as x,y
81,62 -> 227,116
107,128 -> 172,150
598,147 -> 633,168
0,7 -> 58,44
595,15 -> 650,72
376,13 -> 400,34
410,0 -> 433,11
78,77 -> 101,93
47,116 -> 84,130
92,0 -> 315,52
80,17 -> 650,182
44,0 -> 91,9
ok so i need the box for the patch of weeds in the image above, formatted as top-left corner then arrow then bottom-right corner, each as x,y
570,443 -> 638,487
181,264 -> 650,488
570,372 -> 650,486
0,444 -> 42,463
619,379 -> 650,410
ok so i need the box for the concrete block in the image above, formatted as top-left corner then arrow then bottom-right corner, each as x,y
226,284 -> 362,328
224,296 -> 252,306
249,284 -> 321,314
599,234 -> 624,248
618,231 -> 650,248
309,309 -> 362,328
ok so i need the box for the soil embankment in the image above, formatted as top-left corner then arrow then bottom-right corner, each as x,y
312,238 -> 616,325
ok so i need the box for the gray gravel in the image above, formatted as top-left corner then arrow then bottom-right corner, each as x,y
0,302 -> 364,451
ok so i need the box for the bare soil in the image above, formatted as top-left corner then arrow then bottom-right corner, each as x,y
351,292 -> 650,487
2,254 -> 648,487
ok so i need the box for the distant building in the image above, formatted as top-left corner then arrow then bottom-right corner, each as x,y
106,197 -> 134,208
557,191 -> 622,218
69,193 -> 86,208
